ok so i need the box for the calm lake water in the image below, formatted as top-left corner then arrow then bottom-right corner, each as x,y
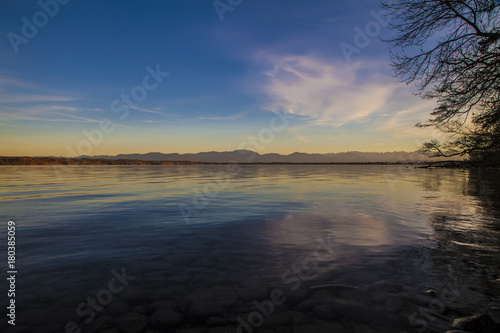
0,165 -> 499,333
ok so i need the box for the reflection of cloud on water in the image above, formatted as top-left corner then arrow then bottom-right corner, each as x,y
262,210 -> 410,254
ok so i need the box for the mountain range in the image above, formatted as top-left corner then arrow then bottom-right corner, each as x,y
87,150 -> 456,163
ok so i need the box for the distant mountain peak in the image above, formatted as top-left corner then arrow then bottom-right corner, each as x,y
87,150 -> 456,163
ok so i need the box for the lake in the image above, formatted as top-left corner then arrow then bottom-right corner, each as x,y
0,165 -> 499,333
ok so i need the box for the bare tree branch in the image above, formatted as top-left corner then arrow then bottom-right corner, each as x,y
384,0 -> 500,162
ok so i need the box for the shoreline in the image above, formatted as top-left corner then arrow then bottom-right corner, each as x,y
0,156 -> 467,166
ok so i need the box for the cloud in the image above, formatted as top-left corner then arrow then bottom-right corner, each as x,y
295,135 -> 310,143
50,112 -> 125,127
372,100 -> 439,137
0,111 -> 125,127
0,76 -> 34,89
40,105 -> 81,112
0,112 -> 83,123
0,104 -> 84,117
0,95 -> 76,103
260,54 -> 430,129
128,105 -> 168,116
195,112 -> 245,121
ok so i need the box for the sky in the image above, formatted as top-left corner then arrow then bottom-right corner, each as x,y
0,0 -> 444,157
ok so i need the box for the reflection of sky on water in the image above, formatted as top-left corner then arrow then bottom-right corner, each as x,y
0,166 -> 499,262
0,165 -> 499,332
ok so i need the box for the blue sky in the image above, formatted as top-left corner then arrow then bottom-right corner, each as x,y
0,0 -> 441,156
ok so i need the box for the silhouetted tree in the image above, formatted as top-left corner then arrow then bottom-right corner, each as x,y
384,0 -> 500,162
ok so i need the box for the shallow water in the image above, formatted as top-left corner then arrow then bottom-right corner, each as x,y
0,165 -> 499,332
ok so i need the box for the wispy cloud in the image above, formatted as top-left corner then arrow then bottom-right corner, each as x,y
128,105 -> 168,117
0,113 -> 82,123
0,75 -> 82,120
39,105 -> 81,112
195,112 -> 245,121
259,54 -> 431,129
51,111 -> 126,127
0,104 -> 83,116
0,95 -> 77,103
0,111 -> 126,127
371,101 -> 444,140
0,76 -> 35,89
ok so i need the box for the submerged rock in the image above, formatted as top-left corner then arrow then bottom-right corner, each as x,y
150,308 -> 184,329
34,324 -> 64,333
175,328 -> 207,333
84,314 -> 113,333
106,299 -> 131,316
261,311 -> 307,329
5,327 -> 37,333
313,319 -> 345,331
207,327 -> 237,333
131,304 -> 147,314
189,286 -> 238,318
351,323 -> 383,333
237,286 -> 269,301
114,312 -> 148,333
426,289 -> 437,297
293,323 -> 346,333
149,286 -> 183,300
119,288 -> 146,302
99,329 -> 119,333
488,307 -> 500,323
206,317 -> 227,327
452,314 -> 499,333
17,307 -> 77,326
295,298 -> 320,312
146,300 -> 177,314
313,304 -> 339,321
330,298 -> 381,324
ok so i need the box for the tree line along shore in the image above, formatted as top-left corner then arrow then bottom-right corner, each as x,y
0,156 -> 479,167
0,157 -> 223,166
